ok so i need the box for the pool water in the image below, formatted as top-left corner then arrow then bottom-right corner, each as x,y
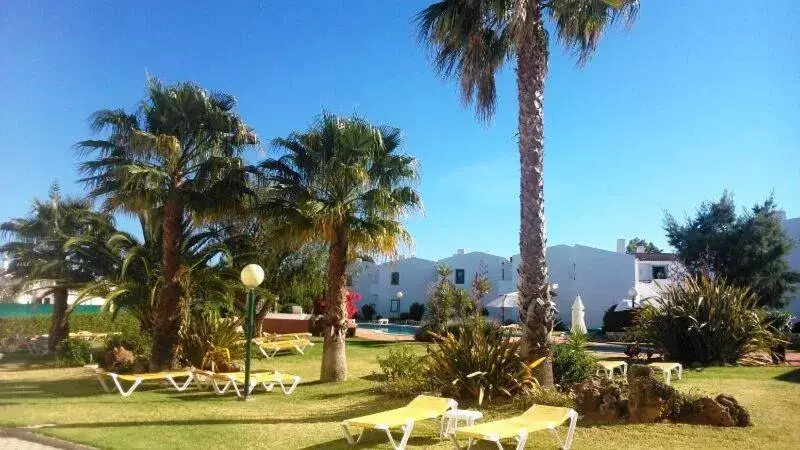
357,323 -> 419,336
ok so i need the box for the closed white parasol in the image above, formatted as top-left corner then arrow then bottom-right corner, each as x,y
571,295 -> 587,334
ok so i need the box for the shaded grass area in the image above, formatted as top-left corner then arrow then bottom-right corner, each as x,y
1,340 -> 800,449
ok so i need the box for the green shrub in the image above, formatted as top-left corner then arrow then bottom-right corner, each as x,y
179,310 -> 244,371
105,346 -> 135,373
408,303 -> 425,321
0,312 -> 139,341
105,330 -> 152,360
552,332 -> 596,386
374,346 -> 430,397
633,275 -> 780,364
428,321 -> 540,405
553,318 -> 568,332
360,304 -> 376,321
515,387 -> 576,409
376,346 -> 426,381
602,306 -> 634,332
55,338 -> 93,366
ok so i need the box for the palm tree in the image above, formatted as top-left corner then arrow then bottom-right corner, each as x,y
260,113 -> 422,382
76,78 -> 259,370
0,183 -> 114,352
416,0 -> 639,386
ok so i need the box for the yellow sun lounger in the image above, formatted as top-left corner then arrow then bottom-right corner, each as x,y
341,395 -> 458,450
256,338 -> 314,358
648,362 -> 683,385
596,360 -> 628,379
91,368 -> 194,397
261,332 -> 313,341
194,369 -> 301,398
448,404 -> 578,450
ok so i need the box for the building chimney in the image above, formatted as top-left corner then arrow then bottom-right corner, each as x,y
456,249 -> 465,255
616,239 -> 626,253
636,245 -> 645,254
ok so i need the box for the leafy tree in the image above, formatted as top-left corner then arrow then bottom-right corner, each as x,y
416,0 -> 639,386
471,261 -> 493,311
664,191 -> 799,308
626,238 -> 662,254
0,183 -> 115,351
259,113 -> 422,382
76,78 -> 259,370
426,265 -> 457,332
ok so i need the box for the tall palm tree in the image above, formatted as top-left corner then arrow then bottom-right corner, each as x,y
0,183 -> 114,352
76,78 -> 259,370
416,0 -> 639,386
260,113 -> 422,382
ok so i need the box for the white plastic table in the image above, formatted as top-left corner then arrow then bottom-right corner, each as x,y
377,318 -> 389,325
442,409 -> 483,442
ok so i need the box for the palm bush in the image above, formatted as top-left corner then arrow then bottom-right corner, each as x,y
552,332 -> 596,386
428,322 -> 542,405
178,310 -> 244,372
633,275 -> 780,364
55,337 -> 93,367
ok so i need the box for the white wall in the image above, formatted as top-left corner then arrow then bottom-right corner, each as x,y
350,257 -> 437,317
783,217 -> 800,321
437,251 -> 513,302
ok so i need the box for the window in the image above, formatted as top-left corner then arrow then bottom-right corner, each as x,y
652,265 -> 668,280
391,272 -> 400,285
455,269 -> 465,284
501,267 -> 505,280
390,299 -> 400,312
346,275 -> 353,287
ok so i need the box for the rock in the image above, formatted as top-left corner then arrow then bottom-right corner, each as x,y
626,364 -> 682,423
682,394 -> 752,427
573,377 -> 625,422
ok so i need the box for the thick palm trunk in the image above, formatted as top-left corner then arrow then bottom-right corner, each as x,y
516,3 -> 555,387
150,191 -> 183,371
48,287 -> 70,353
320,228 -> 349,382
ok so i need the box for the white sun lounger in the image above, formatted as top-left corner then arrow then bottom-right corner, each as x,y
596,361 -> 628,379
195,369 -> 301,398
648,362 -> 683,385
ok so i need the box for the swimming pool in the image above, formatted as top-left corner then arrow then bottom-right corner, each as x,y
357,323 -> 419,336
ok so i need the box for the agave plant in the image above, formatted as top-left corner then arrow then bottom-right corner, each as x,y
633,274 -> 780,364
179,310 -> 244,372
428,322 -> 543,405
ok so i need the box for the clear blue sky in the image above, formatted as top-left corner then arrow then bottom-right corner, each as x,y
1,1 -> 798,260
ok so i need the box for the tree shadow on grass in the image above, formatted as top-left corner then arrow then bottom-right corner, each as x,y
298,434 -> 446,450
773,367 -> 800,384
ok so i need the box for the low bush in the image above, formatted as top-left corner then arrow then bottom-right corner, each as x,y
553,318 -> 568,332
0,312 -> 139,341
361,304 -> 376,321
633,275 -> 780,364
428,321 -> 540,405
602,306 -> 634,332
55,338 -> 93,366
552,332 -> 596,386
408,303 -> 425,321
179,311 -> 244,371
374,346 -> 430,397
105,329 -> 152,360
515,387 -> 576,409
105,346 -> 135,373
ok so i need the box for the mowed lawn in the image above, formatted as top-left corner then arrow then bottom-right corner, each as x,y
1,339 -> 800,449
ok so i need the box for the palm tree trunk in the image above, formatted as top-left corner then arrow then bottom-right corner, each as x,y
320,227 -> 349,382
48,287 -> 70,353
516,2 -> 555,387
150,191 -> 183,371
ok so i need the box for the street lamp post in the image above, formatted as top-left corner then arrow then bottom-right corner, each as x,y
396,291 -> 403,316
240,264 -> 264,401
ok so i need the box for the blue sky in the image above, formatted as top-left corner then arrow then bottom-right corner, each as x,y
1,1 -> 798,260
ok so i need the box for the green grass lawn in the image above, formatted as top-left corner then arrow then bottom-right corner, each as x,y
1,339 -> 799,449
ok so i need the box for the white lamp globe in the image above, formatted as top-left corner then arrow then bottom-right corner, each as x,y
240,264 -> 265,288
396,292 -> 404,299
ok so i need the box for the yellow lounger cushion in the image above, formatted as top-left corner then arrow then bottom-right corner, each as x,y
259,339 -> 312,349
455,405 -> 573,440
345,395 -> 454,429
212,370 -> 298,383
111,372 -> 190,382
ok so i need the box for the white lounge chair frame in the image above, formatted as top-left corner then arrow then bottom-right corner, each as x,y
448,408 -> 578,450
340,399 -> 457,450
93,370 -> 194,397
595,361 -> 628,380
649,363 -> 683,385
208,372 -> 301,398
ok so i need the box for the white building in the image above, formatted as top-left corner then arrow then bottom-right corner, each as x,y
781,215 -> 800,320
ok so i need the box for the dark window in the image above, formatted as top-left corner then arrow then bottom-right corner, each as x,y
346,275 -> 353,287
652,266 -> 668,280
501,267 -> 505,280
455,269 -> 465,284
391,272 -> 400,285
390,299 -> 400,312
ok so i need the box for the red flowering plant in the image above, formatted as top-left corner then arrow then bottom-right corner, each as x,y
314,290 -> 361,319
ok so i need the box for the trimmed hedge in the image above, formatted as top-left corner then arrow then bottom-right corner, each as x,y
0,312 -> 139,340
602,305 -> 634,332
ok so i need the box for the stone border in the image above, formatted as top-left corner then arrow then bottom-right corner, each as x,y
0,428 -> 96,450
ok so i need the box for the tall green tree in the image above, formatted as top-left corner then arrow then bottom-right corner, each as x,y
664,191 -> 799,308
626,237 -> 662,254
76,78 -> 259,370
416,0 -> 638,385
0,183 -> 114,351
260,113 -> 422,382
